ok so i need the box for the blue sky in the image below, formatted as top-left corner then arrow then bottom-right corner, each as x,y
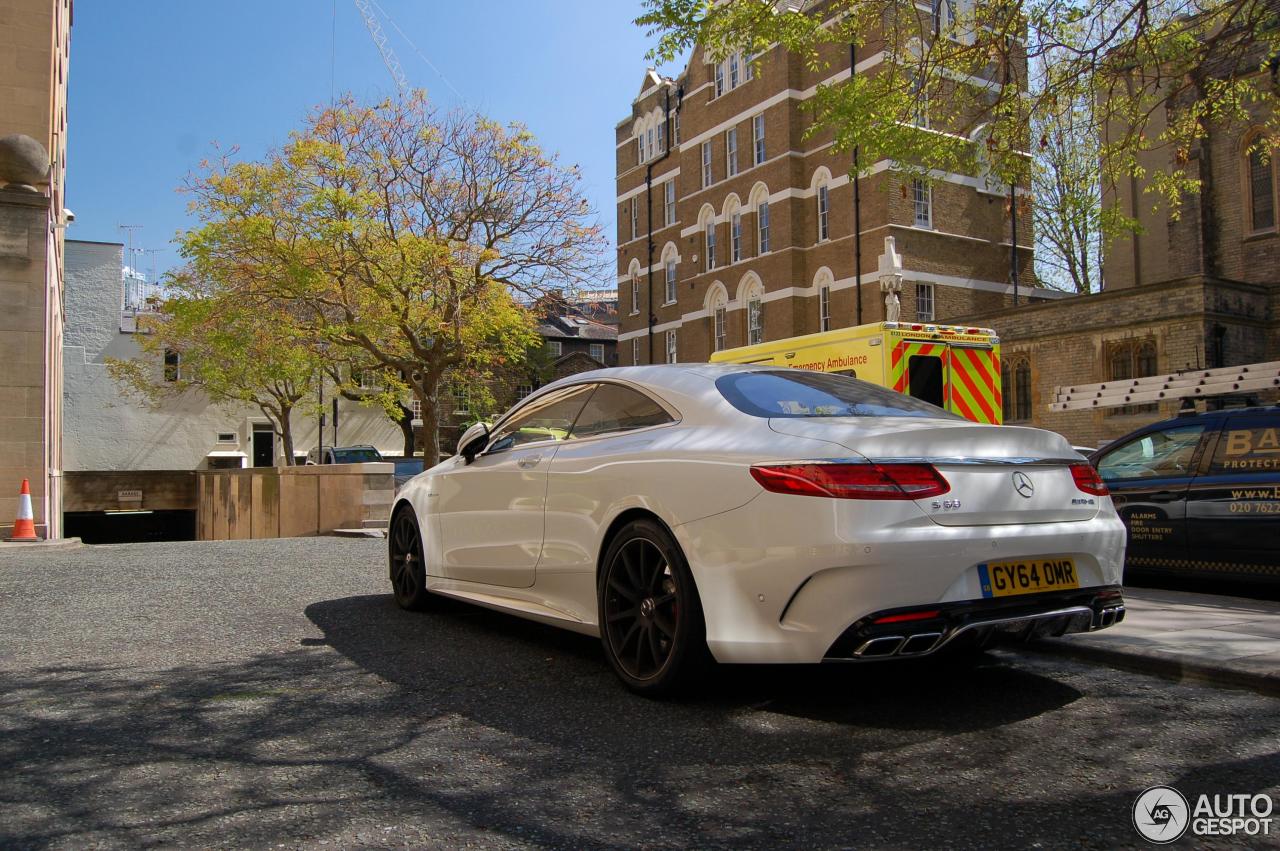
67,1 -> 679,281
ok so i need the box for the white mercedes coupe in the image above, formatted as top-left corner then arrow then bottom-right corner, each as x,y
389,365 -> 1127,694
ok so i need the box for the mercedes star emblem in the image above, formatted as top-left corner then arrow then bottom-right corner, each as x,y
1012,471 -> 1035,498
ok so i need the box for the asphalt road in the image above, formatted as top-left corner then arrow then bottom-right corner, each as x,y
1,538 -> 1278,850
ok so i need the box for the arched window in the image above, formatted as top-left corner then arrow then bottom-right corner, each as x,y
705,282 -> 729,352
1002,355 -> 1032,422
627,260 -> 642,316
748,181 -> 771,254
660,243 -> 680,305
723,195 -> 743,263
699,204 -> 717,272
1245,132 -> 1277,233
810,168 -> 832,243
739,274 -> 764,346
814,267 -> 835,332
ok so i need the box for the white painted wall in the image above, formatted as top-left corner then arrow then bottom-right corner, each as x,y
62,240 -> 404,471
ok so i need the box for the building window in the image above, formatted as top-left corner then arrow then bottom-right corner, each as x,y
912,180 -> 932,228
548,340 -> 562,357
664,180 -> 676,227
631,197 -> 638,240
758,201 -> 770,253
216,432 -> 237,444
726,128 -> 738,177
637,134 -> 644,165
731,213 -> 742,262
1107,339 -> 1159,415
163,349 -> 181,382
630,275 -> 639,315
705,221 -> 716,271
673,111 -> 680,145
715,62 -> 724,97
753,114 -> 765,166
729,53 -> 740,88
516,384 -> 534,400
747,294 -> 764,345
657,116 -> 667,153
665,259 -> 677,303
1001,356 -> 1032,422
666,330 -> 678,363
932,0 -> 959,35
411,398 -> 422,421
632,337 -> 640,365
817,184 -> 830,241
714,305 -> 727,351
819,286 -> 831,332
744,52 -> 754,81
646,127 -> 655,162
589,343 -> 605,362
451,387 -> 470,418
702,141 -> 713,188
916,283 -> 935,321
1247,141 -> 1277,232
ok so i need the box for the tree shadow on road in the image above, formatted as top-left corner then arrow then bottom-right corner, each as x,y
2,591 -> 1278,850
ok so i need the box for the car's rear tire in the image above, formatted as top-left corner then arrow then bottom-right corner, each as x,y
389,506 -> 432,611
597,518 -> 709,696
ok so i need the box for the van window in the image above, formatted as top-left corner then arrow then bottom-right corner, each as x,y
1209,417 -> 1280,474
1096,424 -> 1205,481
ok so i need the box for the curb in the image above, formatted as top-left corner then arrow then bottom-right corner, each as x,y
0,537 -> 83,552
330,528 -> 386,539
1028,637 -> 1280,698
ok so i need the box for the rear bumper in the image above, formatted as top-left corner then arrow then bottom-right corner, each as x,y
824,586 -> 1125,660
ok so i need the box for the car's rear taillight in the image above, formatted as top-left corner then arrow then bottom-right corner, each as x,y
1070,463 -> 1109,496
749,463 -> 950,500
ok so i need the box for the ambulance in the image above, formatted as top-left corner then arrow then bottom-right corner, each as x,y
709,321 -> 1004,424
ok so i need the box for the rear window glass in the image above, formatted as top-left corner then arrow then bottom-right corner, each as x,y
332,448 -> 383,463
716,370 -> 958,419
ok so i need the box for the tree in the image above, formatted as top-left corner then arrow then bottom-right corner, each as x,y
1032,87 -> 1104,293
108,272 -> 320,465
180,93 -> 605,463
638,0 -> 1278,240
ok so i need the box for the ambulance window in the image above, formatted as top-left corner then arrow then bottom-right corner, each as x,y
1208,416 -> 1280,474
908,355 -> 944,408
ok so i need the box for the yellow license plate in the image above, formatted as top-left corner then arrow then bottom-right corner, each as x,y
979,557 -> 1079,598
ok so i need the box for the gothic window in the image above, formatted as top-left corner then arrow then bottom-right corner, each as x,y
1107,339 -> 1159,415
1001,355 -> 1031,422
1245,133 -> 1277,233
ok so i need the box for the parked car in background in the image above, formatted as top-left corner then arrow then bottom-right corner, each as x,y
306,445 -> 384,465
1090,406 -> 1280,584
389,364 -> 1126,695
384,456 -> 425,490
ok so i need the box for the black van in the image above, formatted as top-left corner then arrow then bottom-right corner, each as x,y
1090,406 -> 1280,583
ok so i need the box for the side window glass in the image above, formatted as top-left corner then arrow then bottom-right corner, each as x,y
1210,419 -> 1280,474
1096,424 -> 1205,481
569,383 -> 674,439
485,385 -> 594,454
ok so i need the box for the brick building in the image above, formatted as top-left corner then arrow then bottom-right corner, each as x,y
964,40 -> 1278,448
0,0 -> 73,539
614,3 -> 1067,367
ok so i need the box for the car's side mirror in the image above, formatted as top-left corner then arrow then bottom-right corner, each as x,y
458,422 -> 492,464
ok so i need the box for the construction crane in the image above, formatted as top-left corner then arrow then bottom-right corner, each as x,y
353,0 -> 408,94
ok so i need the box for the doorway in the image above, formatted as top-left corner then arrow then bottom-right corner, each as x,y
251,424 -> 275,467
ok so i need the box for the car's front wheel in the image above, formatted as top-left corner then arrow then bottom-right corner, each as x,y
598,518 -> 709,695
389,506 -> 431,611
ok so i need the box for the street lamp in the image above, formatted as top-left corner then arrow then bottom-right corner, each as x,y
877,235 -> 904,323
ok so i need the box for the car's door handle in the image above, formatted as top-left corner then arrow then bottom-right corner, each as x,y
516,455 -> 543,469
1148,490 -> 1182,503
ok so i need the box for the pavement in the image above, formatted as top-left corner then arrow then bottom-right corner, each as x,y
1,537 -> 1279,849
0,536 -> 81,551
1039,586 -> 1280,696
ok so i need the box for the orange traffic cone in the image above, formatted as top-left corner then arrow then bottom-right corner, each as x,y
6,479 -> 38,542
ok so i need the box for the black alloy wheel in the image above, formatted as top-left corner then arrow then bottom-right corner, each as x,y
598,518 -> 708,695
389,507 -> 431,611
